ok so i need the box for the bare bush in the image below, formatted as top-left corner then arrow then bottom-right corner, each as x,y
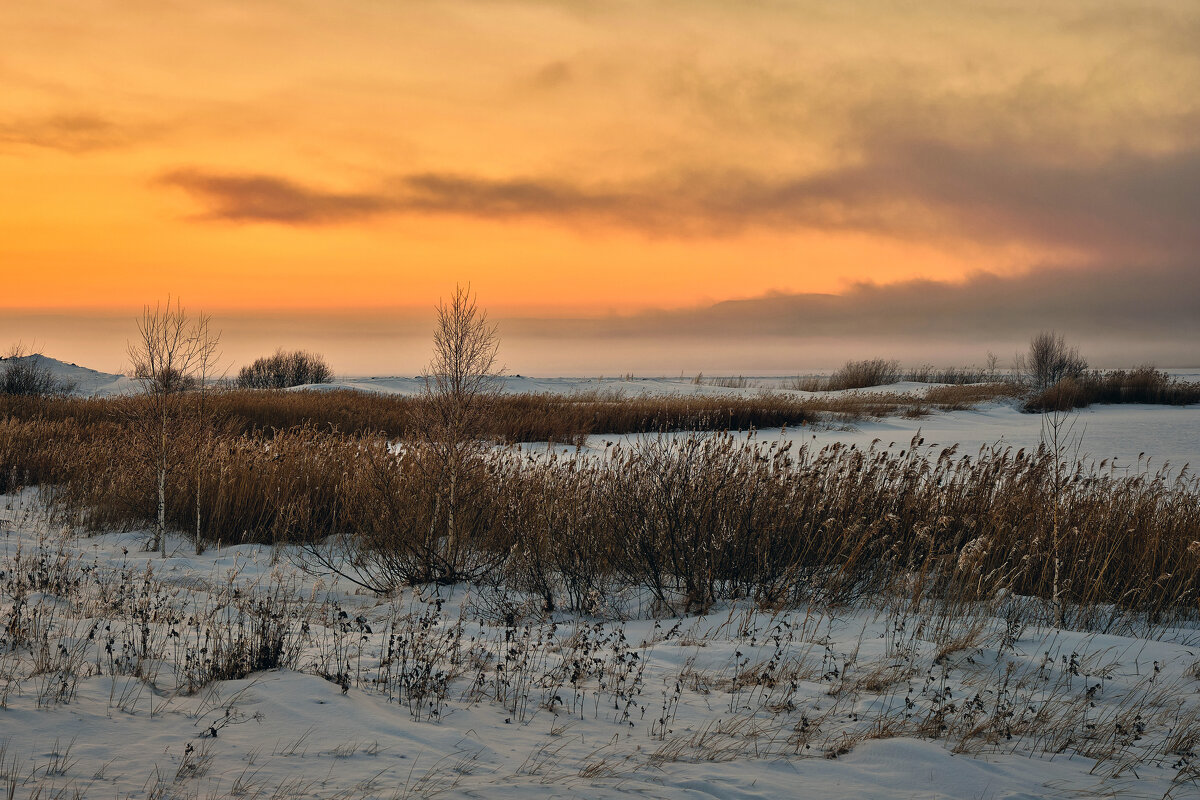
1,345 -> 76,396
1017,331 -> 1087,394
236,349 -> 333,389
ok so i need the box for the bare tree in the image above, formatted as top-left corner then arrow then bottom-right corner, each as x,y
1040,406 -> 1083,627
297,286 -> 504,590
127,298 -> 211,555
985,351 -> 1001,381
418,284 -> 502,580
1016,331 -> 1087,394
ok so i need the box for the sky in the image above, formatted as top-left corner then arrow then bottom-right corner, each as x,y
1,1 -> 1197,375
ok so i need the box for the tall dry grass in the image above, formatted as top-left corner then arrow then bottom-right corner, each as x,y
5,399 -> 1198,624
789,360 -> 1011,391
1025,367 -> 1200,412
0,384 -> 1022,449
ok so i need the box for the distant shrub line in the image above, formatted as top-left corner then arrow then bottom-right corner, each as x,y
785,356 -> 1199,414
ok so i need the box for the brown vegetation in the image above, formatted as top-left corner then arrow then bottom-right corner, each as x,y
3,402 -> 1198,623
790,359 -> 1009,391
0,383 -> 1022,447
1025,367 -> 1200,412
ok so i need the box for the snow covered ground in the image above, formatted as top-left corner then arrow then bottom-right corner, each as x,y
15,352 -> 1200,478
619,400 -> 1200,480
3,359 -> 1200,797
0,354 -> 138,396
306,369 -> 1200,476
2,489 -> 1200,800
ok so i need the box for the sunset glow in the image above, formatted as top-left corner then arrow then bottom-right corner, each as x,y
2,2 -> 1197,372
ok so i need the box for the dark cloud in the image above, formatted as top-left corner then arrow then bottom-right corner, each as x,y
503,263 -> 1200,350
0,113 -> 147,152
701,140 -> 1200,258
160,168 -> 646,227
390,173 -> 630,218
160,170 -> 391,224
162,140 -> 1200,265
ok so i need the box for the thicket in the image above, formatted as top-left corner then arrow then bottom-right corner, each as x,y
1017,331 -> 1088,393
236,349 -> 333,389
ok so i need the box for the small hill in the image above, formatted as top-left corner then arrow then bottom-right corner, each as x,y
0,353 -> 135,396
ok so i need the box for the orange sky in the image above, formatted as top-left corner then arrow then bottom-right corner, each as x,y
1,2 -> 1197,372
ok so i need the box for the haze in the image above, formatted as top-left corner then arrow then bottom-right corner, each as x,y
2,2 -> 1196,374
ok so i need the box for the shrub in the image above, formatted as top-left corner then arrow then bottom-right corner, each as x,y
788,359 -> 901,391
1017,332 -> 1087,394
828,359 -> 901,390
0,350 -> 76,396
236,349 -> 333,389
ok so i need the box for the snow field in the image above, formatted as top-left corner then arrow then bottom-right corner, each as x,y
2,491 -> 1199,800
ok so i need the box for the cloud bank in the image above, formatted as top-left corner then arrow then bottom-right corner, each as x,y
8,264 -> 1195,377
161,134 -> 1200,263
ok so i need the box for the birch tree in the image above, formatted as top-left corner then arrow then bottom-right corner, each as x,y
419,284 -> 501,580
127,298 -> 211,555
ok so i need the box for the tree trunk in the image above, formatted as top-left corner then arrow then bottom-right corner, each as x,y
446,459 -> 458,575
195,480 -> 202,554
158,461 -> 166,557
158,406 -> 167,557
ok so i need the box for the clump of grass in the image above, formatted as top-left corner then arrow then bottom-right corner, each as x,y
1025,367 -> 1200,412
790,360 -> 1011,392
788,359 -> 901,391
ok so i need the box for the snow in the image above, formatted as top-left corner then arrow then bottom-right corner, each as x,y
0,354 -> 136,396
297,375 -> 794,398
5,356 -> 1200,797
701,401 -> 1200,478
3,492 -> 1200,799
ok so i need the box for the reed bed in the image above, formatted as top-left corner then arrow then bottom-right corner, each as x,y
4,404 -> 1198,625
1025,367 -> 1200,412
788,360 -> 1007,391
0,382 -> 1021,449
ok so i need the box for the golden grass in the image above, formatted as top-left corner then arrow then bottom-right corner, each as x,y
4,401 -> 1198,623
